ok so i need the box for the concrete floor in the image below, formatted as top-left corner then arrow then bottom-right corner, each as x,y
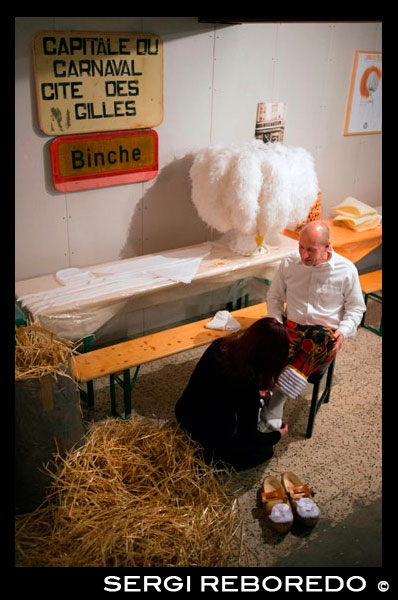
82,307 -> 382,568
273,499 -> 382,567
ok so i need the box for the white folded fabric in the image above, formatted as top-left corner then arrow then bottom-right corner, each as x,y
55,267 -> 95,286
332,197 -> 381,232
17,246 -> 212,315
92,244 -> 211,284
205,310 -> 241,332
148,255 -> 206,283
333,196 -> 377,218
333,213 -> 381,232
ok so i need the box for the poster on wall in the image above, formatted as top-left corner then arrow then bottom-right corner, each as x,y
50,129 -> 158,192
344,51 -> 382,135
255,102 -> 286,143
32,31 -> 163,135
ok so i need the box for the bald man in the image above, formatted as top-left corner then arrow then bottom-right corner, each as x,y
259,220 -> 366,432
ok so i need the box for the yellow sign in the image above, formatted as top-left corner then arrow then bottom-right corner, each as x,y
57,134 -> 154,176
51,130 -> 158,192
33,31 -> 163,135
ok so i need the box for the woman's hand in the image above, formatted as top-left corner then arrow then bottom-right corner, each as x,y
278,422 -> 288,437
259,390 -> 272,406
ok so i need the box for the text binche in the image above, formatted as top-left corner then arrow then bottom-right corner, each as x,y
71,145 -> 142,170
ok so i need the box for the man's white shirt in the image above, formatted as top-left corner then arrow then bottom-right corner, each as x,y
266,250 -> 366,339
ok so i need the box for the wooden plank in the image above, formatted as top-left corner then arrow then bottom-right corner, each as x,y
71,302 -> 267,382
359,270 -> 382,294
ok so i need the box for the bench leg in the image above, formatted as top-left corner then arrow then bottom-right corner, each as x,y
79,335 -> 96,408
79,381 -> 95,408
361,292 -> 382,336
306,378 -> 320,439
323,358 -> 335,404
110,365 -> 141,419
123,369 -> 132,418
110,374 -> 117,417
226,294 -> 249,311
125,365 -> 141,417
86,380 -> 95,408
306,360 -> 335,439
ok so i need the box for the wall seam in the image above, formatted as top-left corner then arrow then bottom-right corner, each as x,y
315,24 -> 336,171
208,24 -> 217,245
64,194 -> 72,266
209,24 -> 217,145
271,23 -> 280,101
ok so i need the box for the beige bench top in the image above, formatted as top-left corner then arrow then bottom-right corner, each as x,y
71,302 -> 268,382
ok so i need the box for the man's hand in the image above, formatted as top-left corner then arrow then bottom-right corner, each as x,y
332,329 -> 344,355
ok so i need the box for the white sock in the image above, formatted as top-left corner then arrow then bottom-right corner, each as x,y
257,388 -> 287,431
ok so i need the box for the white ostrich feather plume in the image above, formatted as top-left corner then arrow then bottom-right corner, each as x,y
190,140 -> 319,248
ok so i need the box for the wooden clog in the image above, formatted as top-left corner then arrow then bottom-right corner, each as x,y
261,475 -> 294,533
281,471 -> 319,527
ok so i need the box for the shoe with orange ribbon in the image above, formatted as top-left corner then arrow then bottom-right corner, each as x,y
281,471 -> 320,528
261,475 -> 294,533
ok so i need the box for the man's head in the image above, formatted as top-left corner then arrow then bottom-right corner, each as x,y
298,221 -> 331,266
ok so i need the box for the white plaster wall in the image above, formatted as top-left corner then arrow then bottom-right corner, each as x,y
15,17 -> 382,340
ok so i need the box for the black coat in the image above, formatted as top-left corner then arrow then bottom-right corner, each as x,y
175,338 -> 281,471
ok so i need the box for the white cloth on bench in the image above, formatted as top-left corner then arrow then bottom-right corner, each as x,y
18,245 -> 212,315
205,310 -> 241,332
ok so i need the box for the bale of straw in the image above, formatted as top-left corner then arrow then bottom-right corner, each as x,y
15,320 -> 79,382
15,418 -> 243,567
15,320 -> 85,514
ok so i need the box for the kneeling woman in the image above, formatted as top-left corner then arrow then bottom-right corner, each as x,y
175,317 -> 289,471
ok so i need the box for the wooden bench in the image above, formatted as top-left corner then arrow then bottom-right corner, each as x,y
71,301 -> 340,438
359,269 -> 382,336
71,302 -> 268,418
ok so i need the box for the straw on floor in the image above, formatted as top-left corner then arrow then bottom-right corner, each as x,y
15,418 -> 243,567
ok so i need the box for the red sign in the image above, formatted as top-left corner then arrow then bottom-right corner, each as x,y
50,129 -> 158,192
